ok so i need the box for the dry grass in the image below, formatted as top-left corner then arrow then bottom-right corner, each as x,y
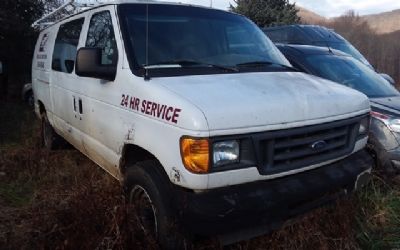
0,134 -> 155,249
0,101 -> 399,250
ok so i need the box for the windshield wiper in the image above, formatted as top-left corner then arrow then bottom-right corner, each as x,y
144,60 -> 239,72
236,61 -> 299,71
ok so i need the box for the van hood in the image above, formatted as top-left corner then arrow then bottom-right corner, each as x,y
154,72 -> 370,131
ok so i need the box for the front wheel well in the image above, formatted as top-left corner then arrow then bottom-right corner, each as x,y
120,144 -> 159,174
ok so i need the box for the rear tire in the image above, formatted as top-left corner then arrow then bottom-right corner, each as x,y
25,91 -> 34,107
124,160 -> 190,250
41,114 -> 62,150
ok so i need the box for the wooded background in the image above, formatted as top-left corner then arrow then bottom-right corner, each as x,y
0,0 -> 398,101
0,0 -> 63,101
325,12 -> 400,86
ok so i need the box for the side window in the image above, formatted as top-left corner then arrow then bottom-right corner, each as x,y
86,11 -> 118,66
52,18 -> 84,73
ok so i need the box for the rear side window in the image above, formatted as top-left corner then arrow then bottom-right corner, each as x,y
86,11 -> 118,66
52,18 -> 84,73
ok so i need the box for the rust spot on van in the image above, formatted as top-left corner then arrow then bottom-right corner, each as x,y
171,167 -> 181,183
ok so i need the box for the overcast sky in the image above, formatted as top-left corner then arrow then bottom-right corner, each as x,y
160,0 -> 400,17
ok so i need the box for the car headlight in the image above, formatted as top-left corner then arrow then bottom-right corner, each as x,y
213,140 -> 240,167
388,119 -> 400,133
358,116 -> 370,136
371,111 -> 400,133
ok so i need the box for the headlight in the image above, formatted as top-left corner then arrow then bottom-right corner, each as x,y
371,111 -> 400,133
358,116 -> 370,136
213,140 -> 240,167
388,119 -> 400,133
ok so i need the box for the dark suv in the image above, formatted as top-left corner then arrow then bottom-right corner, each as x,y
263,25 -> 395,84
277,44 -> 400,174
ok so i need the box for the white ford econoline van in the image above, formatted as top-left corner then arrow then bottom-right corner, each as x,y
32,1 -> 372,248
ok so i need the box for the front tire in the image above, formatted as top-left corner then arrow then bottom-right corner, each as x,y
124,160 -> 190,250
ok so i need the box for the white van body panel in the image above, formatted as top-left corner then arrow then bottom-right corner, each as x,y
155,72 -> 370,132
32,31 -> 56,120
32,2 -> 371,191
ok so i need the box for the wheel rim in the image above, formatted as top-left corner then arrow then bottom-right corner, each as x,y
130,185 -> 158,237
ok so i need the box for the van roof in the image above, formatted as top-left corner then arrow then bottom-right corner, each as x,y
34,0 -> 222,31
78,0 -> 201,7
80,0 -> 218,11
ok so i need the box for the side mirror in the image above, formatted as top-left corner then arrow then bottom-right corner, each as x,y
379,73 -> 395,86
75,48 -> 116,81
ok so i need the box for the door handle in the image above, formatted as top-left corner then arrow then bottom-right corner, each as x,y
73,97 -> 77,112
79,98 -> 83,114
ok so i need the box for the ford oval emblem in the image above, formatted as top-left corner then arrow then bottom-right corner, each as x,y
311,140 -> 328,151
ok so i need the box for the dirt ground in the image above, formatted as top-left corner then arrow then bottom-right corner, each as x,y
0,101 -> 399,250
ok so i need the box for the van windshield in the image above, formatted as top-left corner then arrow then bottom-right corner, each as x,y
118,4 -> 290,77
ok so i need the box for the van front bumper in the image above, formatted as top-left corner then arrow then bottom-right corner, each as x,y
172,150 -> 372,242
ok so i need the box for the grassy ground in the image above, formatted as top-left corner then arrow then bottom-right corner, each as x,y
0,100 -> 399,249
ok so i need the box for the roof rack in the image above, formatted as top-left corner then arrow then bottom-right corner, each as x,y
32,0 -> 100,30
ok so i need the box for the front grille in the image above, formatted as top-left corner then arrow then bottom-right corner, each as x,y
254,117 -> 361,175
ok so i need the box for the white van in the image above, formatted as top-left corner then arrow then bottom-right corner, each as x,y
32,1 -> 372,248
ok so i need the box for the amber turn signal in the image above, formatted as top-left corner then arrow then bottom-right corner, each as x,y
180,138 -> 210,174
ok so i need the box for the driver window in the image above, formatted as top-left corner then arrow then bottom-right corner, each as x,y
86,11 -> 118,66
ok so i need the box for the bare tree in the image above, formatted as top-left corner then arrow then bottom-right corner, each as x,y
326,11 -> 400,85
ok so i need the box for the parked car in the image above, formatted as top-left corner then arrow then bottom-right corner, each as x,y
22,83 -> 34,106
32,1 -> 372,248
276,44 -> 400,174
263,25 -> 396,85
